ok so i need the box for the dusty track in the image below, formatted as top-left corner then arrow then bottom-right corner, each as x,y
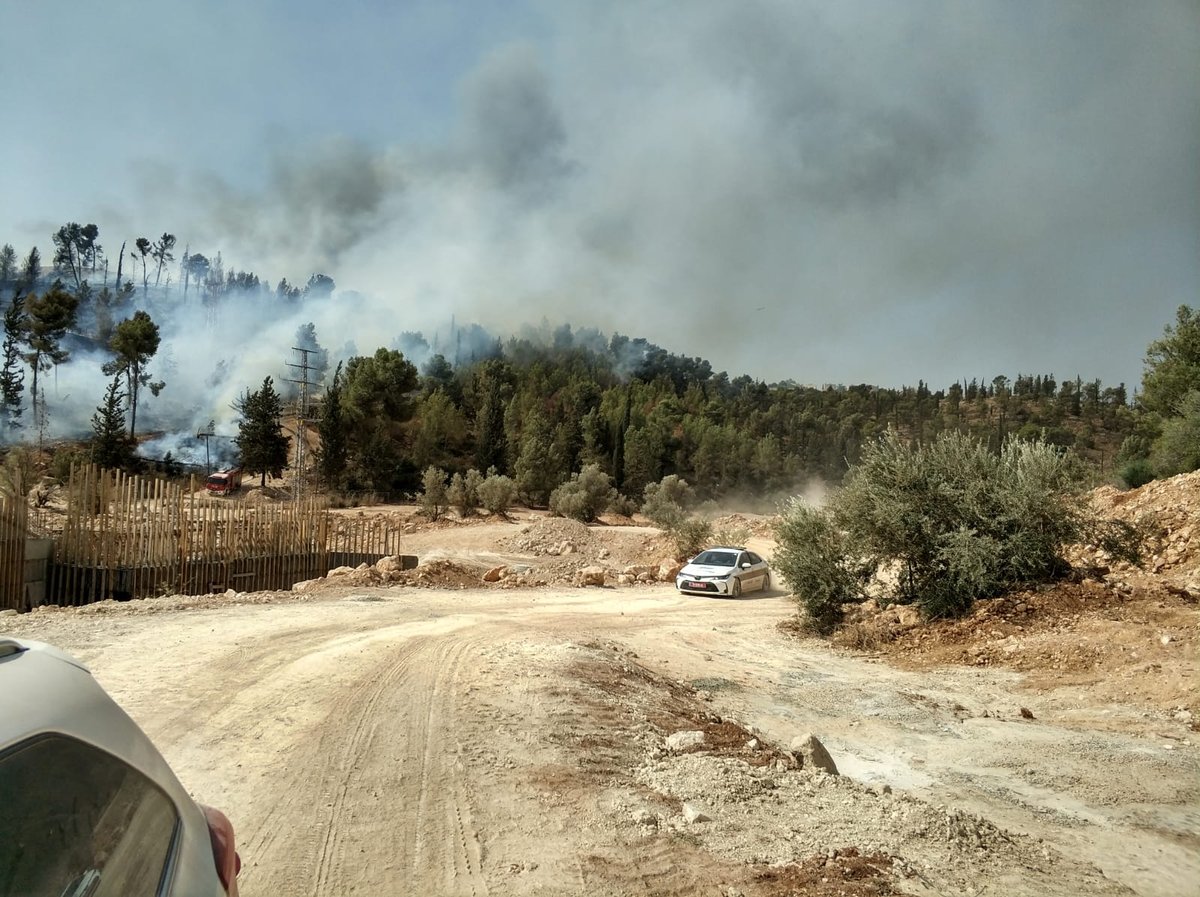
4,586 -> 1197,896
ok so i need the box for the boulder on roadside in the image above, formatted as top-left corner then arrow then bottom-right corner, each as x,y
578,565 -> 607,587
658,560 -> 683,581
482,565 -> 507,583
665,730 -> 706,752
789,733 -> 839,775
622,564 -> 656,579
376,556 -> 404,576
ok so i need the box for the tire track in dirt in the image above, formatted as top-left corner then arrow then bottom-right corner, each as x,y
236,626 -> 491,896
235,637 -> 419,896
399,635 -> 489,895
146,621 -> 356,742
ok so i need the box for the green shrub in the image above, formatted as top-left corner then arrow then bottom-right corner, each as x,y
775,430 -> 1144,629
48,447 -> 86,486
549,463 -> 616,522
1116,433 -> 1154,466
1119,458 -> 1156,489
1,447 -> 38,497
669,517 -> 713,561
1150,390 -> 1200,476
772,500 -> 859,633
419,466 -> 448,520
447,468 -> 484,516
641,475 -> 694,528
609,494 -> 638,517
477,469 -> 516,516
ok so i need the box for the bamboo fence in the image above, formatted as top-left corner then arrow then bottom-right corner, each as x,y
0,492 -> 27,611
46,465 -> 403,605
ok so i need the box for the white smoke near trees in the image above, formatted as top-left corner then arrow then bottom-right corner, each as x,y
3,0 -> 1198,419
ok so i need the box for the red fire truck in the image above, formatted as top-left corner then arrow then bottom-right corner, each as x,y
205,468 -> 243,495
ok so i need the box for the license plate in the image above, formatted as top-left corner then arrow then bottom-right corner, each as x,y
686,581 -> 704,589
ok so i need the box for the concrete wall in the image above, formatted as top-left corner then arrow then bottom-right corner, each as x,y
24,539 -> 53,609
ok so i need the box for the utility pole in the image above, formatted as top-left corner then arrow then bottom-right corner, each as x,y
196,419 -> 216,474
285,347 -> 319,501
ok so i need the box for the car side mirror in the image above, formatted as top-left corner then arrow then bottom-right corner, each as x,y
740,562 -> 751,569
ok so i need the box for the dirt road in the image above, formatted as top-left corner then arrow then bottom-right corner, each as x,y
5,584 -> 1196,896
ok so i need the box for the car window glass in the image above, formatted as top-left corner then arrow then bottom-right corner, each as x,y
748,552 -> 762,565
694,551 -> 736,566
0,735 -> 179,897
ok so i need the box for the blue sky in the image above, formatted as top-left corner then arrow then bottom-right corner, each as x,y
2,0 -> 1197,392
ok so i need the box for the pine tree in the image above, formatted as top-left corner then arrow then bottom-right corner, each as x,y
474,362 -> 508,474
102,310 -> 164,438
1,293 -> 26,437
1142,305 -> 1200,416
90,377 -> 133,470
0,244 -> 16,286
21,280 -> 79,426
316,362 -> 347,488
19,247 -> 40,290
612,386 -> 632,488
514,408 -> 557,506
235,377 -> 290,487
151,233 -> 176,287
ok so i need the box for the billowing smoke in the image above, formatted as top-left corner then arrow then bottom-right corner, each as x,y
4,0 -> 1198,399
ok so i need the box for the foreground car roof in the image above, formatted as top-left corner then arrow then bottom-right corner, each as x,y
0,637 -> 227,895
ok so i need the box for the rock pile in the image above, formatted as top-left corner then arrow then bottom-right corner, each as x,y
294,556 -> 480,591
634,752 -> 1071,891
501,518 -> 596,557
1082,470 -> 1200,579
497,518 -> 683,586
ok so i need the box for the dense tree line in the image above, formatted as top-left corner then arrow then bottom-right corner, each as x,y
1,220 -> 1194,503
306,322 -> 1145,503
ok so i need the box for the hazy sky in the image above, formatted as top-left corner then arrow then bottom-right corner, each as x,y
2,0 -> 1197,391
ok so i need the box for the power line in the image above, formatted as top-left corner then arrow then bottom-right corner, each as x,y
284,347 -> 321,501
196,419 -> 216,474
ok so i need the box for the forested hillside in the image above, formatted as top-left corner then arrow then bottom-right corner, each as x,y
0,224 -> 1184,504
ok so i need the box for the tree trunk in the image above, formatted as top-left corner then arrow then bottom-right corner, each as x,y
115,241 -> 125,289
127,365 -> 139,439
29,357 -> 39,426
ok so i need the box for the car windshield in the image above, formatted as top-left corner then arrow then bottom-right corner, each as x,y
692,551 -> 737,567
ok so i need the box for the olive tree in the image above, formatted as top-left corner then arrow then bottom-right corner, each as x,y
549,463 -> 616,523
775,430 -> 1142,632
420,466 -> 449,520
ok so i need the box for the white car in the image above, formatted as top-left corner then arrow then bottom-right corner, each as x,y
0,637 -> 241,897
675,547 -> 771,597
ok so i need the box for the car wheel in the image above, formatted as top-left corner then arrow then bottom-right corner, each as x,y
761,570 -> 770,592
731,578 -> 742,598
